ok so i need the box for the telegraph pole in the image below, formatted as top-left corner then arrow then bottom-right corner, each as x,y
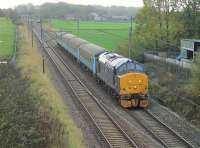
31,20 -> 33,48
61,28 -> 64,39
27,15 -> 30,25
42,55 -> 45,73
40,18 -> 43,40
77,18 -> 80,36
40,18 -> 45,73
128,16 -> 133,59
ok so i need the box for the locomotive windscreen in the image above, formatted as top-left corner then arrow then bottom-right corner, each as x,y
116,61 -> 144,74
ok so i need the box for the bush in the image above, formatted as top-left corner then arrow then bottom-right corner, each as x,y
0,64 -> 62,147
191,53 -> 200,95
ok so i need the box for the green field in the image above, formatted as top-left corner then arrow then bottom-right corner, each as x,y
50,19 -> 134,50
0,17 -> 15,60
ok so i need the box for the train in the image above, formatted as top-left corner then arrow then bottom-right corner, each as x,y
56,32 -> 149,108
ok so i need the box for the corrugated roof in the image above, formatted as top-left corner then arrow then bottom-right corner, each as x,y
68,38 -> 88,48
181,39 -> 200,43
80,43 -> 106,56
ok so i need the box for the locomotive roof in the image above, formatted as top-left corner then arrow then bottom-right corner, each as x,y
98,52 -> 132,68
63,33 -> 76,39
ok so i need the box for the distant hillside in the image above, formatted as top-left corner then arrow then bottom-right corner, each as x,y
15,2 -> 140,20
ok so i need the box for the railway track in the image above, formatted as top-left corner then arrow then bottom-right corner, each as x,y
32,25 -> 139,148
31,23 -> 196,148
40,28 -> 167,148
129,109 -> 195,148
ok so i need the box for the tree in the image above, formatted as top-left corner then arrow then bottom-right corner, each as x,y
14,2 -> 140,20
180,0 -> 200,38
0,9 -> 5,17
131,0 -> 200,56
132,0 -> 184,52
191,53 -> 200,95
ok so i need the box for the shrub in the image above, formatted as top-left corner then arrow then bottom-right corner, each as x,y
0,64 -> 63,147
191,53 -> 200,95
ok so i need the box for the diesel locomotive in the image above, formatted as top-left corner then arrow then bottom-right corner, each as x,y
56,32 -> 149,108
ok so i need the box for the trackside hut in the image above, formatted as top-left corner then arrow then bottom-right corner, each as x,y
180,39 -> 200,62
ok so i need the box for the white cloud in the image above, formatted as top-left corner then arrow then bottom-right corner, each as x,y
0,0 -> 144,9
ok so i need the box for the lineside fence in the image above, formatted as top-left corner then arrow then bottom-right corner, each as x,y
0,27 -> 17,65
10,27 -> 17,64
143,50 -> 192,81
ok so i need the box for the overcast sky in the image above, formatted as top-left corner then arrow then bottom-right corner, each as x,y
0,0 -> 144,9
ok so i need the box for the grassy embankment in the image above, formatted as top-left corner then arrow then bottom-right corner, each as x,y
17,24 -> 85,147
49,19 -> 134,51
0,17 -> 16,60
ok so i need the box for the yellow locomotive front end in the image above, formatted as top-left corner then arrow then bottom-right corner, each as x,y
118,72 -> 149,108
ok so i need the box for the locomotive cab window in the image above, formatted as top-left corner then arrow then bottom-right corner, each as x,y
127,62 -> 136,71
117,64 -> 127,74
127,61 -> 144,72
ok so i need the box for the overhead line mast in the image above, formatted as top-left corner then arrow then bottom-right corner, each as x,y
77,18 -> 80,36
128,16 -> 133,59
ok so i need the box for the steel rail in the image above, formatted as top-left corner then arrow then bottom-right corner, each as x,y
33,24 -> 195,148
145,109 -> 195,148
129,109 -> 195,148
32,26 -> 139,148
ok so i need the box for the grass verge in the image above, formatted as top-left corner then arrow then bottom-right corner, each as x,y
17,24 -> 85,148
0,17 -> 16,60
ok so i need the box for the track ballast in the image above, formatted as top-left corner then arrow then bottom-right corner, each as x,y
32,24 -> 139,148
